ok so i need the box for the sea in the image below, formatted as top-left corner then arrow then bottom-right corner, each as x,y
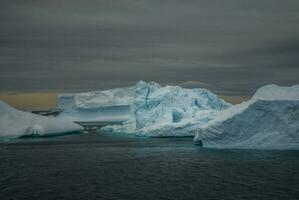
0,128 -> 299,200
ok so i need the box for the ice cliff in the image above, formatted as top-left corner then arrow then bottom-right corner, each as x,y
58,86 -> 135,109
102,81 -> 231,136
0,101 -> 83,139
58,105 -> 131,123
193,85 -> 299,150
58,86 -> 135,123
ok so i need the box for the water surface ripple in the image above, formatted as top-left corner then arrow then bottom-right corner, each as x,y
0,131 -> 299,200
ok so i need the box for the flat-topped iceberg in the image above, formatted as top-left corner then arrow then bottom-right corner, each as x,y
0,101 -> 83,139
102,81 -> 231,137
58,86 -> 135,109
57,105 -> 131,124
58,86 -> 135,123
193,84 -> 299,150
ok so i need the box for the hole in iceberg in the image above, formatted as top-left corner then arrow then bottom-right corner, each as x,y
172,110 -> 183,123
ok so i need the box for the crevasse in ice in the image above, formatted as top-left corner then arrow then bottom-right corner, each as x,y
102,81 -> 231,137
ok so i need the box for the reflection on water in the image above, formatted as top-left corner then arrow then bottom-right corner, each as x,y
0,130 -> 299,200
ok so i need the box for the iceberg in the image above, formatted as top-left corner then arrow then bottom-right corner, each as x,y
58,86 -> 135,123
58,93 -> 76,110
0,101 -> 83,139
193,84 -> 299,150
57,105 -> 131,124
102,81 -> 231,137
58,86 -> 135,109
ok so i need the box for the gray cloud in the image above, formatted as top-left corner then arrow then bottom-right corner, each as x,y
0,0 -> 298,95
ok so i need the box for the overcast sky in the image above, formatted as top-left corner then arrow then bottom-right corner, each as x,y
0,0 -> 298,95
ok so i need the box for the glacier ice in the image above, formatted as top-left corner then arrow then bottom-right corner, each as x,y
58,93 -> 76,110
58,86 -> 135,109
58,86 -> 135,123
193,84 -> 299,150
0,101 -> 83,139
102,81 -> 231,137
58,105 -> 131,123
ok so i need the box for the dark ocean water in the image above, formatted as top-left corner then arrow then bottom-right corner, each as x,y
0,130 -> 299,200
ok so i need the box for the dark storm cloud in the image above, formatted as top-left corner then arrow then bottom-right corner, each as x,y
0,0 -> 298,95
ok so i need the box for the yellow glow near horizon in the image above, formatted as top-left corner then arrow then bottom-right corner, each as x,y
0,93 -> 58,111
220,95 -> 249,105
0,92 -> 249,111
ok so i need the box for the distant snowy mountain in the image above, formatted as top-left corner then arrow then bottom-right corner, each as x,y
102,81 -> 231,136
193,85 -> 299,150
0,101 -> 83,139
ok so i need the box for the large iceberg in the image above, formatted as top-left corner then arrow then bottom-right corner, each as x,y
193,85 -> 299,150
58,86 -> 135,123
102,81 -> 231,137
0,101 -> 83,139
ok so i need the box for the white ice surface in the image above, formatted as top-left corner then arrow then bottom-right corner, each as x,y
102,81 -> 231,137
58,87 -> 135,123
58,86 -> 135,109
0,101 -> 83,139
193,85 -> 299,150
57,105 -> 131,123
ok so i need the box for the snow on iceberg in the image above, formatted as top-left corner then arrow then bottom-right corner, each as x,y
0,101 -> 83,139
193,84 -> 299,150
58,86 -> 135,123
102,81 -> 231,137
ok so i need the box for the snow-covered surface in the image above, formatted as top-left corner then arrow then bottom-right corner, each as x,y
58,86 -> 135,109
252,84 -> 299,100
193,85 -> 299,150
102,81 -> 231,137
0,101 -> 83,139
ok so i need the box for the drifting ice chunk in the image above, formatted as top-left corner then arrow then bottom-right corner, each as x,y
102,81 -> 231,137
0,101 -> 83,139
193,85 -> 299,150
